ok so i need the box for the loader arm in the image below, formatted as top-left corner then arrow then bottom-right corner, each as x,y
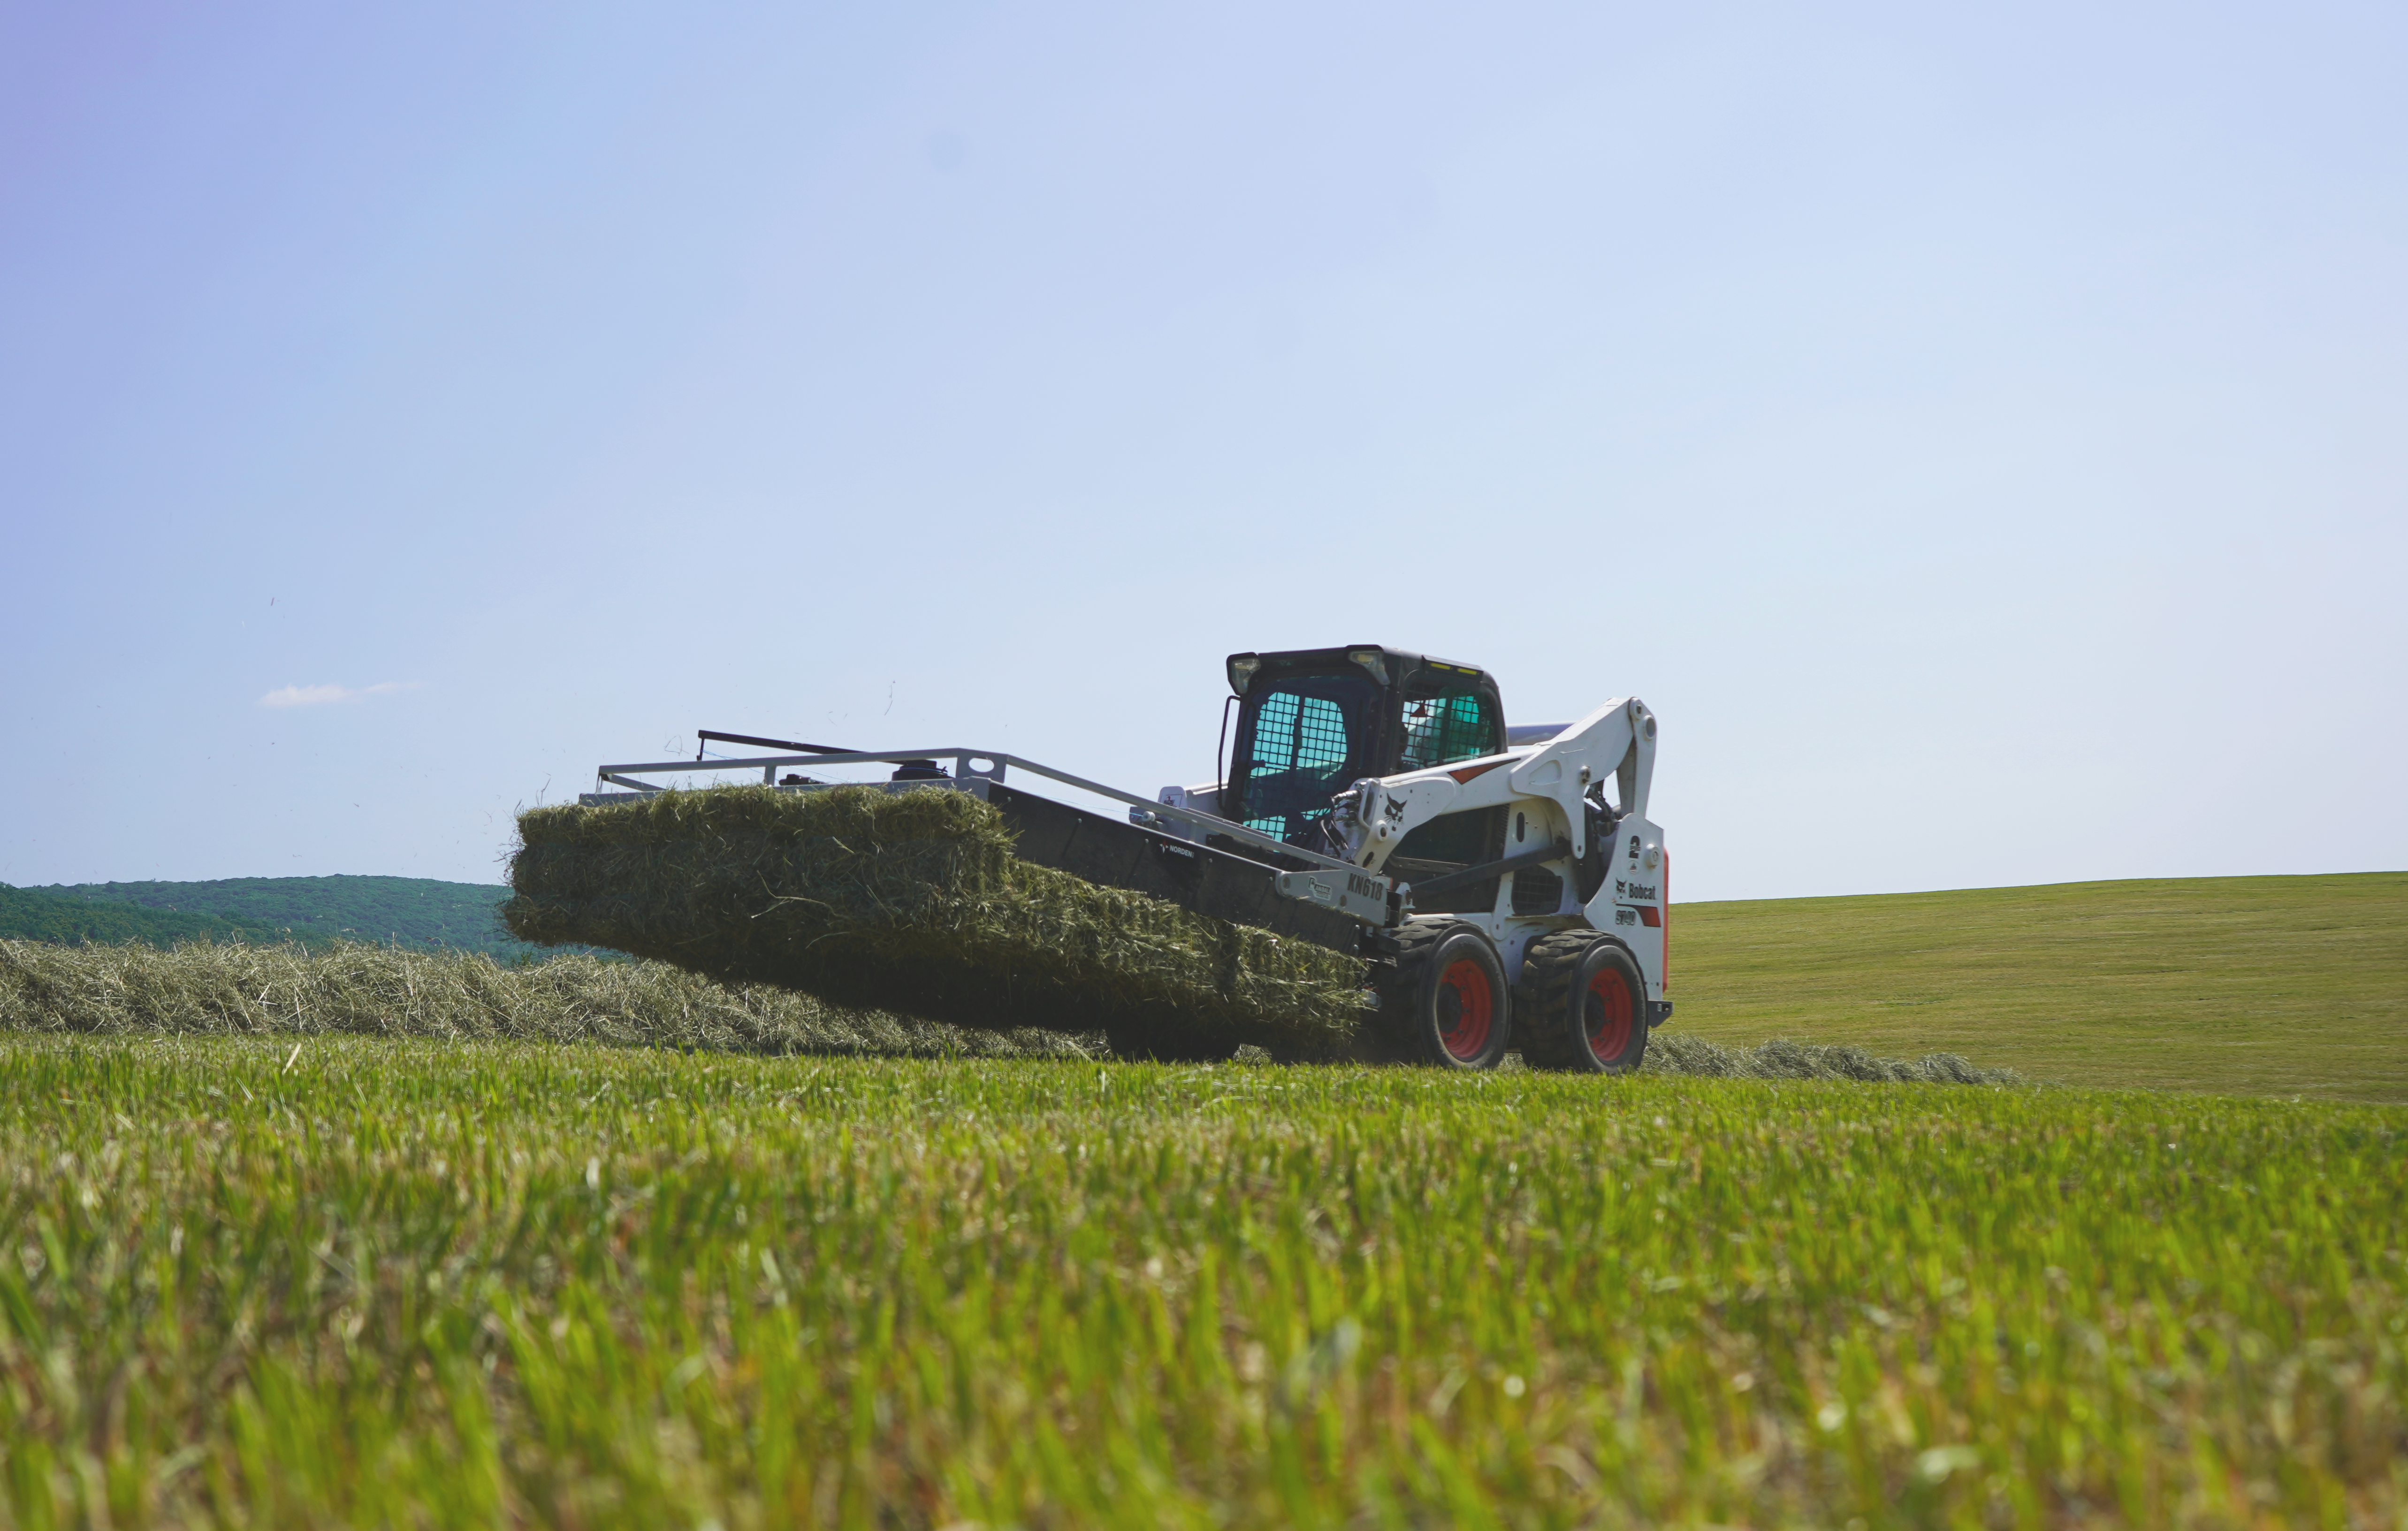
1330,697 -> 1658,881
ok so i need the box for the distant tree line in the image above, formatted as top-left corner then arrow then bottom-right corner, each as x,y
0,876 -> 604,962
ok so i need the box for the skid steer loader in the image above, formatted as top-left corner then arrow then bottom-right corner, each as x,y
577,645 -> 1671,1070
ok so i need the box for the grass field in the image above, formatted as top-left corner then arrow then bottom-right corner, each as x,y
15,872 -> 2404,1101
11,871 -> 2400,1100
2,1038 -> 2402,1529
1670,873 -> 2408,1103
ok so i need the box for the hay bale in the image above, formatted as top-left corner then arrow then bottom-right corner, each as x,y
502,785 -> 1370,1051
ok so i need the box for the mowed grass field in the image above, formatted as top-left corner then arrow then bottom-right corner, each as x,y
3,1038 -> 2403,1529
1670,872 -> 2408,1103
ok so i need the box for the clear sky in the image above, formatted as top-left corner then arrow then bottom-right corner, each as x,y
3,0 -> 2401,902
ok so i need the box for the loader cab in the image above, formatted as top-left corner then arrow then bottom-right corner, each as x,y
1221,646 -> 1506,849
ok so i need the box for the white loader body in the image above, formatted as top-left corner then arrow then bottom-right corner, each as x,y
1159,693 -> 1669,1021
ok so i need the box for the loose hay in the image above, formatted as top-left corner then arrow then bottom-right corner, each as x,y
0,938 -> 1086,1058
502,785 -> 1370,1050
1642,1030 -> 2019,1084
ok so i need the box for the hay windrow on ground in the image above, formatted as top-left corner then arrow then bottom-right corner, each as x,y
0,938 -> 1084,1058
1639,1031 -> 2018,1085
0,939 -> 2020,1083
503,784 -> 1371,1049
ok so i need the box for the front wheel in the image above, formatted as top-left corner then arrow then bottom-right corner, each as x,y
1520,934 -> 1649,1074
1379,923 -> 1513,1070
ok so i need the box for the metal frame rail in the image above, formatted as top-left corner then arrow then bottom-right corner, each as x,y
592,747 -> 1365,876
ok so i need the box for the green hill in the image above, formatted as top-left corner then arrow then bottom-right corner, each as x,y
5,875 -> 549,959
1669,870 -> 2408,1103
0,884 -> 288,949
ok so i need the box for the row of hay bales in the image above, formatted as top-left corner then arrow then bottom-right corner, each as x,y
501,784 -> 1372,1056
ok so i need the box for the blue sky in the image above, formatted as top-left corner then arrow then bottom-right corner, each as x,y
3,0 -> 2401,901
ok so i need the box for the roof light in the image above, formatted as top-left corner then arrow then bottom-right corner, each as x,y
1227,654 -> 1262,694
1347,648 -> 1390,684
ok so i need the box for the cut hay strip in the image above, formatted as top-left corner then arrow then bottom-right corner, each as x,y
1642,1031 -> 2019,1084
0,938 -> 1085,1058
503,785 -> 1370,1050
0,939 -> 2022,1082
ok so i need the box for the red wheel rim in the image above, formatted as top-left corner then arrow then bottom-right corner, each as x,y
1435,958 -> 1495,1061
1585,967 -> 1634,1062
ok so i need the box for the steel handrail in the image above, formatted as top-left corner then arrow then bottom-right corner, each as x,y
591,747 -> 1362,875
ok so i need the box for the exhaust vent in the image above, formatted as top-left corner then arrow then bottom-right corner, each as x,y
1510,865 -> 1563,917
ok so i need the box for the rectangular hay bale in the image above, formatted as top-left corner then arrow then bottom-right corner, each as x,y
503,785 -> 1368,1051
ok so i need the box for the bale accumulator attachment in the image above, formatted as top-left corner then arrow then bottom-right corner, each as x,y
503,782 -> 1371,1058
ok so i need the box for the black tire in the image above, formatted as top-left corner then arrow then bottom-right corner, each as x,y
1374,922 -> 1512,1070
1102,1015 -> 1242,1063
1519,933 -> 1649,1074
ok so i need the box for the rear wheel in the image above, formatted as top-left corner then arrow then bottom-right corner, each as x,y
1377,922 -> 1512,1070
1520,934 -> 1649,1074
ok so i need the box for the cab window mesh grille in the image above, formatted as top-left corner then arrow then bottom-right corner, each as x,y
1232,676 -> 1377,844
1401,693 -> 1496,772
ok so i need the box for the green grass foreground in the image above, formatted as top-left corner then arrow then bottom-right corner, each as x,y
3,1039 -> 2401,1529
1671,872 -> 2408,1103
